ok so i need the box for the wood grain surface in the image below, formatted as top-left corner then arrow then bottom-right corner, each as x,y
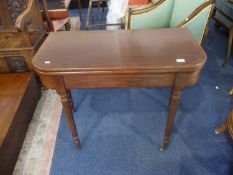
33,28 -> 206,74
0,73 -> 41,174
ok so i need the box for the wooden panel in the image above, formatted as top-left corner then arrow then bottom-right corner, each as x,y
0,73 -> 41,174
64,73 -> 175,88
0,32 -> 45,50
0,0 -> 46,73
0,0 -> 13,28
0,73 -> 33,142
186,70 -> 201,86
0,58 -> 10,72
0,32 -> 46,72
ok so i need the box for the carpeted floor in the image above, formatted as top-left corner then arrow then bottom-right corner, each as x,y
50,17 -> 233,175
12,10 -> 233,175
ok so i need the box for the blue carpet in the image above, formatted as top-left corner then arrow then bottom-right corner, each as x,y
50,17 -> 233,175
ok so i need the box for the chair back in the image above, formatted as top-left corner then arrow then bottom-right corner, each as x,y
170,0 -> 213,44
127,0 -> 214,43
169,0 -> 208,27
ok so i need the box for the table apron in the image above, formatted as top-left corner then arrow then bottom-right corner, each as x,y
63,72 -> 187,89
63,73 -> 175,89
39,69 -> 201,90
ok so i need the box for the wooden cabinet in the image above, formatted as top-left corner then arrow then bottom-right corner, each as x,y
0,73 -> 41,174
0,0 -> 46,73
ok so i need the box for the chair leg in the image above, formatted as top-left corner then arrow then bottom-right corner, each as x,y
77,0 -> 82,21
97,2 -> 101,20
222,26 -> 233,67
214,19 -> 221,32
215,121 -> 228,134
215,110 -> 233,134
65,21 -> 71,31
91,2 -> 95,24
97,2 -> 104,20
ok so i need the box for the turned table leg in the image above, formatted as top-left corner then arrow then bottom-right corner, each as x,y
59,90 -> 80,148
57,87 -> 80,148
161,87 -> 182,152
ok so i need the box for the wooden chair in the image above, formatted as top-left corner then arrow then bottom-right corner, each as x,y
0,0 -> 46,73
215,88 -> 233,139
125,0 -> 215,44
40,0 -> 82,31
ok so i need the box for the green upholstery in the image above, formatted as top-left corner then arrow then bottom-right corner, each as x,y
180,6 -> 212,43
131,0 -> 175,29
128,0 -> 213,44
169,0 -> 207,27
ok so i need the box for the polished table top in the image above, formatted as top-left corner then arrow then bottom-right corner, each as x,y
33,28 -> 206,74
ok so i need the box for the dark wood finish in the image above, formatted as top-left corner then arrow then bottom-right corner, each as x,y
33,28 -> 207,150
0,0 -> 46,73
0,0 -> 12,29
0,73 -> 41,174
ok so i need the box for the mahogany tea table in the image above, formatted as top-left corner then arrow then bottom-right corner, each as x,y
32,28 -> 207,151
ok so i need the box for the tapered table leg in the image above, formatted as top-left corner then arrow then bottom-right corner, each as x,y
67,90 -> 75,111
160,87 -> 182,152
59,90 -> 80,148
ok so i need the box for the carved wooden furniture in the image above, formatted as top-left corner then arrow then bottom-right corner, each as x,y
40,0 -> 82,31
215,88 -> 233,139
0,73 -> 41,174
215,0 -> 233,66
0,0 -> 46,73
33,28 -> 207,151
126,0 -> 215,44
